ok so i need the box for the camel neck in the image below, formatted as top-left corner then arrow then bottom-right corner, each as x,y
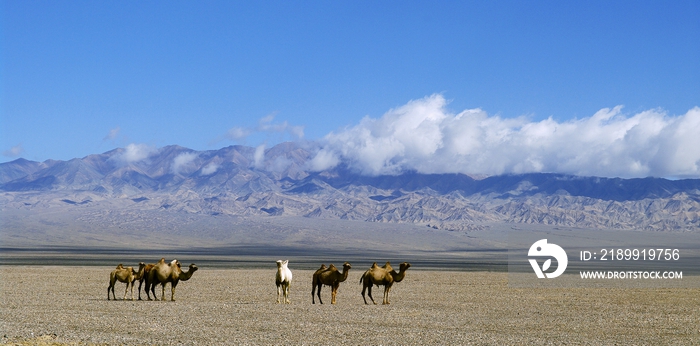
180,267 -> 196,281
392,269 -> 407,282
339,268 -> 350,281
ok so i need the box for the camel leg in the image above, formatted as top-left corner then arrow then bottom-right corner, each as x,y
161,283 -> 166,301
108,275 -> 117,300
367,285 -> 377,305
171,281 -> 178,301
383,285 -> 392,305
286,282 -> 291,304
317,285 -> 324,304
122,281 -> 129,300
362,284 -> 374,305
277,283 -> 281,304
361,284 -> 367,304
331,285 -> 338,305
138,280 -> 143,300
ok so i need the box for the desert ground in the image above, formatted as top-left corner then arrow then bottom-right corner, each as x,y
1,265 -> 699,345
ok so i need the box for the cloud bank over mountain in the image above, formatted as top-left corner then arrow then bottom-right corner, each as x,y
311,94 -> 700,178
8,94 -> 696,179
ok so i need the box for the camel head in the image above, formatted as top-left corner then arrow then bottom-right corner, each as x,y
178,263 -> 198,281
391,262 -> 411,283
276,260 -> 289,269
342,262 -> 352,270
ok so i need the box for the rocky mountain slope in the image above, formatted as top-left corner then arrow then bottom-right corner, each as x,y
2,142 -> 699,232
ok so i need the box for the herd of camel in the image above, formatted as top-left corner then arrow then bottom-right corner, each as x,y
108,258 -> 411,305
107,258 -> 198,302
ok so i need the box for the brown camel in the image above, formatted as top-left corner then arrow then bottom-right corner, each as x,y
138,263 -> 156,300
310,264 -> 327,304
360,261 -> 411,305
107,262 -> 146,300
311,262 -> 351,304
147,258 -> 199,301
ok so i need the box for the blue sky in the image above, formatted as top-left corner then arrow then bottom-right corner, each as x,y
2,1 -> 699,178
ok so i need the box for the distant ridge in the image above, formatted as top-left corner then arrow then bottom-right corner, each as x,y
2,142 -> 699,231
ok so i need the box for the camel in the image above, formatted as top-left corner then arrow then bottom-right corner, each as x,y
275,260 -> 293,304
311,262 -> 351,304
310,264 -> 327,304
360,261 -> 411,305
107,262 -> 146,300
147,258 -> 199,301
137,263 -> 156,300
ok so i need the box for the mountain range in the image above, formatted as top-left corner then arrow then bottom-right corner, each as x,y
2,142 -> 700,233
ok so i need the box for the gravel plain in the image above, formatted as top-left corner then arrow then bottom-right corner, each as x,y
1,265 -> 699,345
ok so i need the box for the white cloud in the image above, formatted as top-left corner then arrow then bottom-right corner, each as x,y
253,144 -> 265,169
172,152 -> 198,174
311,94 -> 700,178
112,143 -> 157,165
257,114 -> 305,139
307,148 -> 340,172
223,113 -> 305,143
103,127 -> 121,141
201,163 -> 220,176
225,127 -> 251,141
3,144 -> 24,158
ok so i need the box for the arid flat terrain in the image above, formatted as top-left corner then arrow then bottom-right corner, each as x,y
1,266 -> 699,345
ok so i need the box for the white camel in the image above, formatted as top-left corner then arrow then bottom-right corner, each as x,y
275,260 -> 293,304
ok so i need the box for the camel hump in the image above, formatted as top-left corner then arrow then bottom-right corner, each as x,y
371,262 -> 378,268
328,264 -> 337,271
319,264 -> 327,270
157,258 -> 165,264
116,264 -> 124,269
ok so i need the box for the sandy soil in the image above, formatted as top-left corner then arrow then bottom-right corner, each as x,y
1,266 -> 699,345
